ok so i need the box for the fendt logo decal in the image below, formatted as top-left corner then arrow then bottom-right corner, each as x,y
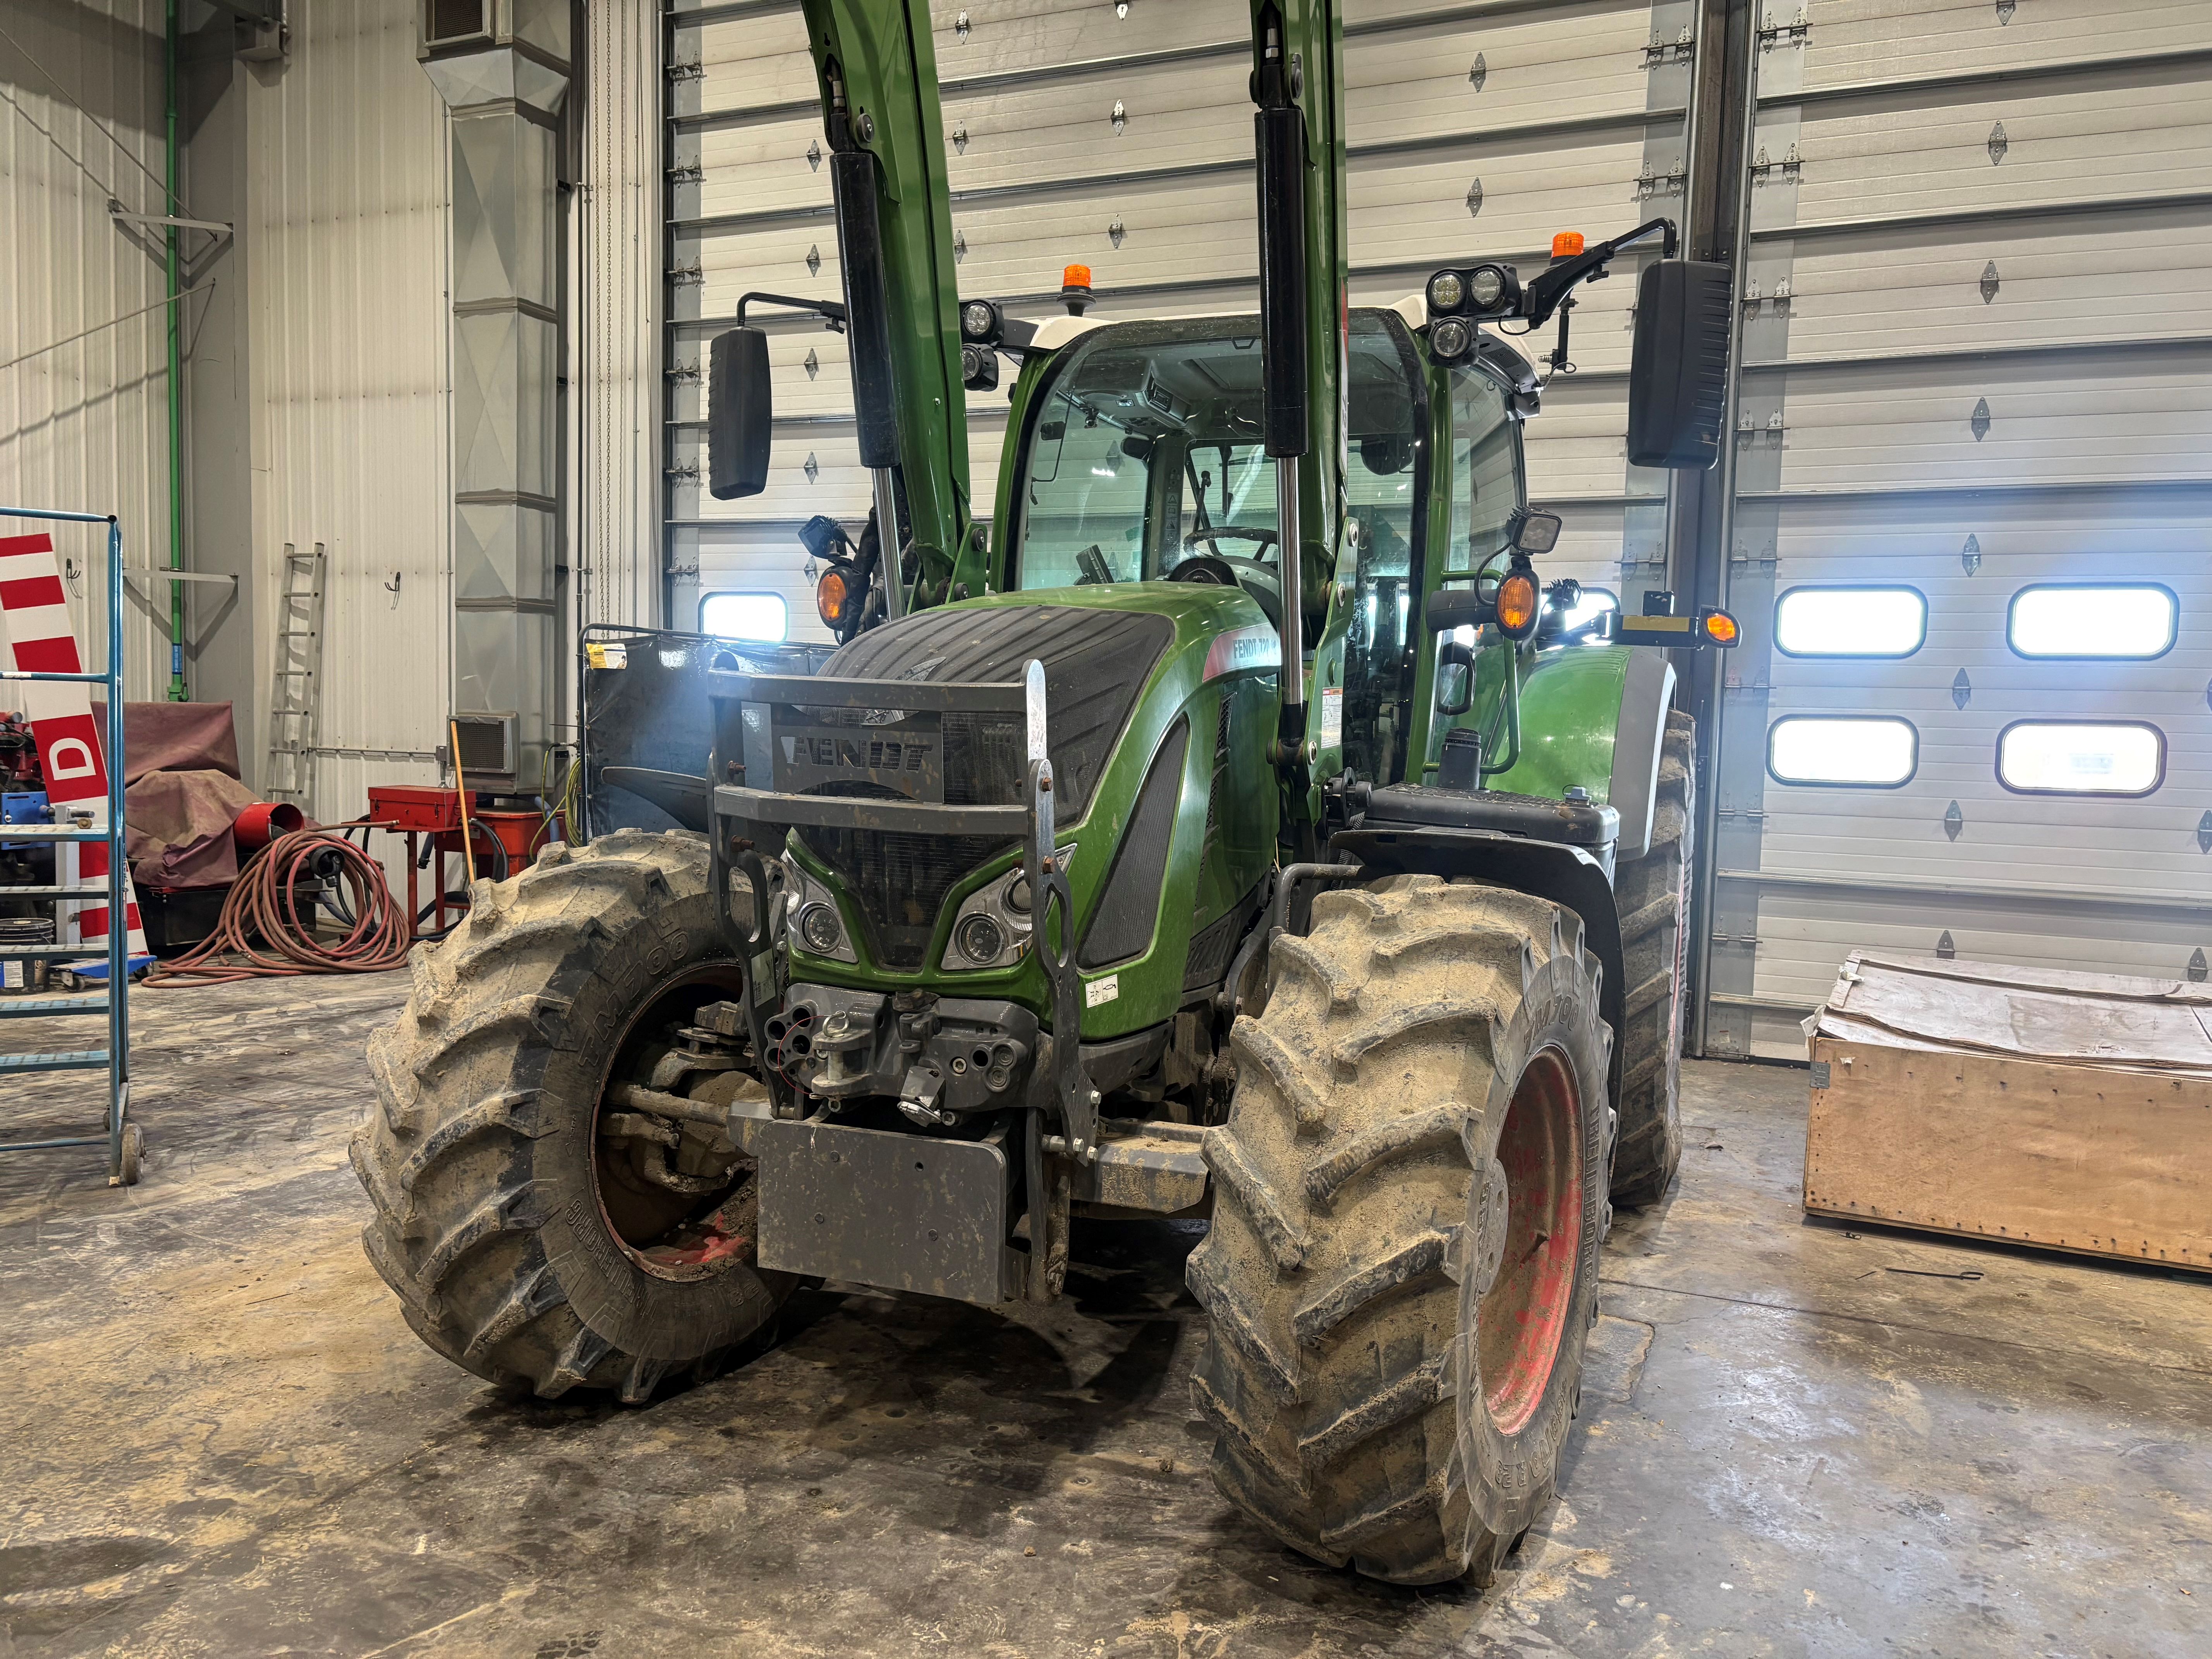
1202,624 -> 1282,683
782,733 -> 934,773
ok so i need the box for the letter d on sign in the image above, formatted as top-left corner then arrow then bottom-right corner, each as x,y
48,737 -> 97,780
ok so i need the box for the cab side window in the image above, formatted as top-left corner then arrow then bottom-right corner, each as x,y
1448,367 -> 1520,576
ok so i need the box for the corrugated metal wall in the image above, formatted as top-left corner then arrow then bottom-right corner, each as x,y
663,0 -> 1697,644
0,0 -> 169,699
578,0 -> 663,634
1700,0 -> 2212,1058
241,0 -> 452,828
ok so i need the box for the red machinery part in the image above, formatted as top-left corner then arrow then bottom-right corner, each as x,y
364,785 -> 563,864
232,800 -> 306,851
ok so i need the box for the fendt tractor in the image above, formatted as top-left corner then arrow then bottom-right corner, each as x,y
356,0 -> 1736,1585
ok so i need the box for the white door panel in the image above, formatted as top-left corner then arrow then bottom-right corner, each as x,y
1704,0 -> 2212,1056
1791,0 -> 2204,92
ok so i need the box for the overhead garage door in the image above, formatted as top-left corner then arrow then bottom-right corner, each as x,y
1696,0 -> 2212,1058
663,0 -> 1698,643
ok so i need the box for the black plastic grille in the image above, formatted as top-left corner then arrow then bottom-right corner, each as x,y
798,604 -> 1174,969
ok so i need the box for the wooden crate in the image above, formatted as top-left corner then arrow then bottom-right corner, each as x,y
1802,951 -> 2212,1273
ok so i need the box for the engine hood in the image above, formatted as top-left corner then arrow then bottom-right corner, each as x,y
821,584 -> 1273,818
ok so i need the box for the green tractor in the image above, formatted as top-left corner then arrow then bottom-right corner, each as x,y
354,0 -> 1734,1586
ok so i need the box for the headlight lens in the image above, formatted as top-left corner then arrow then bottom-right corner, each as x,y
1426,270 -> 1464,313
1429,317 -> 1472,361
956,912 -> 1006,964
1468,264 -> 1507,309
960,300 -> 994,340
797,902 -> 842,954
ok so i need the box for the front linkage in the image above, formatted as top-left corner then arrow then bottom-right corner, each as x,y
706,657 -> 1112,1303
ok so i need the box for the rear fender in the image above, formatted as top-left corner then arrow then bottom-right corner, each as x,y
1461,644 -> 1676,861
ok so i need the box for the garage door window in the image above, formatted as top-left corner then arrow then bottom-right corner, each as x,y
1997,721 -> 2164,796
701,591 -> 789,642
1773,586 -> 1927,658
1767,716 -> 1918,788
2007,585 -> 2177,660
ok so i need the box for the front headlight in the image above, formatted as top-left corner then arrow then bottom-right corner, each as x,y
797,902 -> 843,955
955,912 -> 1006,965
1429,316 -> 1473,362
1427,270 -> 1465,313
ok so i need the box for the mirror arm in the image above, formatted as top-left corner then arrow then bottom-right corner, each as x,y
735,290 -> 849,333
1519,216 -> 1678,330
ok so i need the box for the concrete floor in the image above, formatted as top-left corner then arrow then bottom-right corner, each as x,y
3,972 -> 2207,1659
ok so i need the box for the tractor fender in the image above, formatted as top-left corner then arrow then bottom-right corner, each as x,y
1480,646 -> 1677,861
1606,649 -> 1676,861
1327,824 -> 1626,1117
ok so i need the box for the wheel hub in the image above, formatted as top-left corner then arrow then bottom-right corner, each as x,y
590,963 -> 760,1284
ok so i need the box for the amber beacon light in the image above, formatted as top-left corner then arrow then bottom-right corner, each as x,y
816,566 -> 853,630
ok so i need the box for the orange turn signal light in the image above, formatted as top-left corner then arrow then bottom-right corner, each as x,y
1551,231 -> 1585,259
1702,608 -> 1741,646
816,567 -> 852,629
1496,570 -> 1540,637
1062,263 -> 1093,289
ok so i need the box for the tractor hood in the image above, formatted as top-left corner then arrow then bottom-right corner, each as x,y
789,583 -> 1279,1030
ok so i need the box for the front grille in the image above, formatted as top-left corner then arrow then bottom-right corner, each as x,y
798,603 -> 1175,969
801,797 -> 1013,969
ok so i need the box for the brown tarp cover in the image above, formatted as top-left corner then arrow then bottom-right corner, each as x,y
125,768 -> 260,889
79,702 -> 266,889
91,700 -> 242,785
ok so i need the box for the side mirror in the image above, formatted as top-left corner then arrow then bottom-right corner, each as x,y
708,326 -> 773,499
1435,641 -> 1475,716
1628,259 -> 1732,470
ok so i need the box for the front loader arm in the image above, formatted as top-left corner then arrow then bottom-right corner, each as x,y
1248,0 -> 1348,639
799,0 -> 972,608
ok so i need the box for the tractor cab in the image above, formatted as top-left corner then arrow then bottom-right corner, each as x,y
994,305 -> 1531,798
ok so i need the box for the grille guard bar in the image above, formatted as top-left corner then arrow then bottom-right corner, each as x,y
706,658 -> 1102,1156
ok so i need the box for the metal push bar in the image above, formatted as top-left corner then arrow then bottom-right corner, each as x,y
0,508 -> 135,1185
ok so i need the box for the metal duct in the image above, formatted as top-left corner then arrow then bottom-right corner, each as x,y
420,2 -> 572,790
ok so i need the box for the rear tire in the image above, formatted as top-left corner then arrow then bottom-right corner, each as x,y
1186,876 -> 1612,1585
1608,709 -> 1693,1208
350,830 -> 796,1401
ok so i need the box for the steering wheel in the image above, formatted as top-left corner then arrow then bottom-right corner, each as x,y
1168,552 -> 1281,630
1183,526 -> 1278,552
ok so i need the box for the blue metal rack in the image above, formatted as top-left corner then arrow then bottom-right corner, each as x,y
0,508 -> 136,1186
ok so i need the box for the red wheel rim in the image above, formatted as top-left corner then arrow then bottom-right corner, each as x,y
1477,1046 -> 1583,1437
590,962 -> 758,1283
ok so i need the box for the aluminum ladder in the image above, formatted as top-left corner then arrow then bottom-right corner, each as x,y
263,541 -> 326,807
0,507 -> 137,1185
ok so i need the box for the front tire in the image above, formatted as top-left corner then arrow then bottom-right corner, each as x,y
351,830 -> 796,1401
1186,876 -> 1612,1585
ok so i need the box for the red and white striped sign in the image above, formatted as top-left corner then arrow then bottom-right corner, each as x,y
0,531 -> 148,961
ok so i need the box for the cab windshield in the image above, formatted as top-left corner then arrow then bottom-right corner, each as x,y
1012,313 -> 1432,597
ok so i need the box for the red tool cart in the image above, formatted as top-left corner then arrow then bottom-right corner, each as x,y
363,785 -> 563,941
